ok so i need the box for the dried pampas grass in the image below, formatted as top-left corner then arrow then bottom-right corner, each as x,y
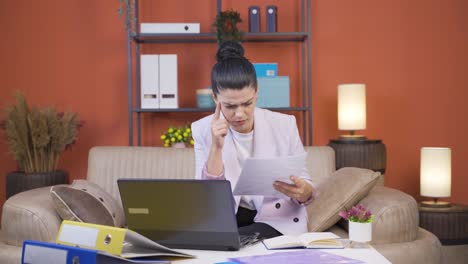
4,92 -> 80,173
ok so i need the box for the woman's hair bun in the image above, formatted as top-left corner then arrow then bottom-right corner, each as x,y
216,41 -> 245,62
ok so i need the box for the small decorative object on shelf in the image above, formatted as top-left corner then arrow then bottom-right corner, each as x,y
248,6 -> 260,33
196,88 -> 215,108
213,9 -> 243,44
266,5 -> 278,32
340,204 -> 374,244
160,125 -> 194,148
1,92 -> 82,199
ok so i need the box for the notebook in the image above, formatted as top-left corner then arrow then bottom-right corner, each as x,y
118,179 -> 257,251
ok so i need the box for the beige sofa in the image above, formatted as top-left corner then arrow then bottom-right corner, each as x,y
0,146 -> 442,264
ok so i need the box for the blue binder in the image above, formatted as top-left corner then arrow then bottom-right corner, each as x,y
22,240 -> 170,264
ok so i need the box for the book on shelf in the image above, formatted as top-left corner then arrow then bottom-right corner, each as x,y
262,232 -> 344,249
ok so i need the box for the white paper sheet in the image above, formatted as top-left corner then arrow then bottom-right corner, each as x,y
232,153 -> 307,198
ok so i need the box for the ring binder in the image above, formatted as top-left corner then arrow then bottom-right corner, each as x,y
22,240 -> 171,264
55,220 -> 193,260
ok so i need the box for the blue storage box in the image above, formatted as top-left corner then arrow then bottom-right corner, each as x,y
253,63 -> 278,77
196,88 -> 215,108
256,76 -> 290,108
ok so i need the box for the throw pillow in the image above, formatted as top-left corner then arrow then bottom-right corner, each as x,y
50,180 -> 125,227
306,167 -> 380,232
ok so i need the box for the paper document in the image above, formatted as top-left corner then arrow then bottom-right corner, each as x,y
229,250 -> 365,264
233,153 -> 307,198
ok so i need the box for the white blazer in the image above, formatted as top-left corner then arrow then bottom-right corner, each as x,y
191,107 -> 313,235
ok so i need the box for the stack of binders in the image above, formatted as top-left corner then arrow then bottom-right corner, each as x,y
140,54 -> 178,109
21,220 -> 193,264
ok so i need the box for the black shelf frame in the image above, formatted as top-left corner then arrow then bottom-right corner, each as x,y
127,0 -> 312,146
134,32 -> 308,43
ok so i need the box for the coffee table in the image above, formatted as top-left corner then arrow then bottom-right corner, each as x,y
174,241 -> 391,264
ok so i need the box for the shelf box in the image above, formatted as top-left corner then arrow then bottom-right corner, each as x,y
140,23 -> 200,34
253,63 -> 278,77
140,54 -> 178,109
257,77 -> 290,108
140,55 -> 159,109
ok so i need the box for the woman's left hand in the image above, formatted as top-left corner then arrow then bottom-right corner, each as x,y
273,175 -> 314,203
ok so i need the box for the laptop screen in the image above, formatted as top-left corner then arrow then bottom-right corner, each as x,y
118,179 -> 240,250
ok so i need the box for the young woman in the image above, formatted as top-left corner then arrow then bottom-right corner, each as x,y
191,41 -> 315,239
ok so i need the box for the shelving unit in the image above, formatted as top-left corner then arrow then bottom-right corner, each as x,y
126,0 -> 312,146
134,32 -> 308,43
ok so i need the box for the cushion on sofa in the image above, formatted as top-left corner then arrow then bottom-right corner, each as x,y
306,167 -> 380,232
50,180 -> 125,227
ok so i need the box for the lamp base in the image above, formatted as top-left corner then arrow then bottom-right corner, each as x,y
420,200 -> 451,208
338,135 -> 367,141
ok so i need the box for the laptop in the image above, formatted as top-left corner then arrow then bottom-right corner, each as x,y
117,179 -> 257,251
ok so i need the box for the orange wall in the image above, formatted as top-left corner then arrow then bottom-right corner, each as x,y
311,0 -> 468,204
1,0 -> 467,216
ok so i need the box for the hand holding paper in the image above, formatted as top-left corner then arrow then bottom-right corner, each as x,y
232,153 -> 307,199
273,175 -> 314,203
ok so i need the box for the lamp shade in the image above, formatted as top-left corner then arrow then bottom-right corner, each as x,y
420,147 -> 451,198
338,84 -> 366,130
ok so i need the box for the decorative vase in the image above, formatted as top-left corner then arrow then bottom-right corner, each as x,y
6,170 -> 69,199
348,221 -> 372,243
172,142 -> 186,149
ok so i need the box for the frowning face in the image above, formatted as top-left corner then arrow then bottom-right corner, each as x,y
213,86 -> 257,133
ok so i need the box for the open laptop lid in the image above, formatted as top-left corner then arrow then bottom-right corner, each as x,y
117,179 -> 241,251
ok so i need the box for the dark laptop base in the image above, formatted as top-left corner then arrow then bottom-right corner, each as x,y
134,229 -> 241,251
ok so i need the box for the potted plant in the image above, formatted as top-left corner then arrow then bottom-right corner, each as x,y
160,125 -> 194,148
339,204 -> 374,243
213,9 -> 243,44
1,92 -> 81,199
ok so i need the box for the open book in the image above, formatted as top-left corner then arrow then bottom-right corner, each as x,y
263,232 -> 344,249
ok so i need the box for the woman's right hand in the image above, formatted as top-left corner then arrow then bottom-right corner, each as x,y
211,102 -> 229,150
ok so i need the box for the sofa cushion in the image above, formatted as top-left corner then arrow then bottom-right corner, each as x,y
306,167 -> 380,232
50,180 -> 125,227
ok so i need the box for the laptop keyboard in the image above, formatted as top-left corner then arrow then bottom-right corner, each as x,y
239,232 -> 262,248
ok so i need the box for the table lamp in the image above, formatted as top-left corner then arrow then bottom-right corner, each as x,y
420,147 -> 451,208
338,84 -> 366,140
